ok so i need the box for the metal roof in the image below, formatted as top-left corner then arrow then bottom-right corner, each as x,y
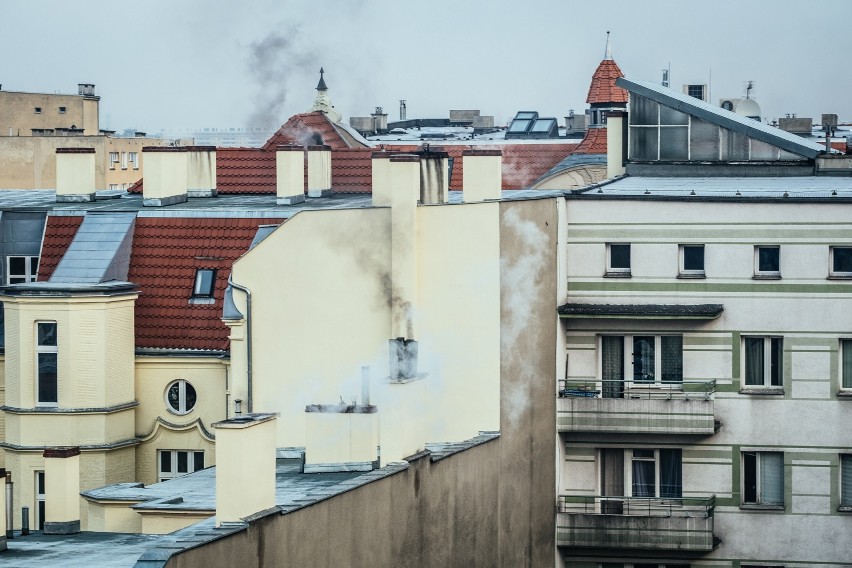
616,77 -> 828,159
578,176 -> 852,199
49,212 -> 136,284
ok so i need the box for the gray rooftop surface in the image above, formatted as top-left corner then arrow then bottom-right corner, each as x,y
578,176 -> 852,199
2,531 -> 167,567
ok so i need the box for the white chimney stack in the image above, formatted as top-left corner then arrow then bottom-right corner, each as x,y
388,154 -> 420,340
606,111 -> 626,178
276,144 -> 305,205
371,152 -> 393,207
306,144 -> 331,198
418,149 -> 449,205
462,149 -> 502,202
186,146 -> 217,198
55,148 -> 96,202
42,447 -> 81,534
142,146 -> 188,206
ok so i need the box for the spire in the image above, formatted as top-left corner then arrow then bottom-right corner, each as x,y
604,31 -> 612,60
316,67 -> 328,91
310,67 -> 341,123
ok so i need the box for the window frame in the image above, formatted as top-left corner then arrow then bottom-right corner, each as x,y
741,451 -> 784,508
598,448 -> 683,500
192,268 -> 216,299
605,243 -> 631,277
165,379 -> 197,416
129,151 -> 139,170
600,334 -> 684,389
35,321 -> 58,407
754,245 -> 781,279
35,470 -> 46,531
58,106 -> 67,114
34,107 -> 42,114
157,449 -> 205,482
742,336 -> 784,391
108,151 -> 119,170
7,254 -> 39,284
678,244 -> 706,278
829,246 -> 852,278
840,454 -> 852,511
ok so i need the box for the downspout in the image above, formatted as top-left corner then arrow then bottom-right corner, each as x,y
228,275 -> 253,413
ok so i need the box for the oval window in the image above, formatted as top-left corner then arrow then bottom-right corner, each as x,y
165,380 -> 197,415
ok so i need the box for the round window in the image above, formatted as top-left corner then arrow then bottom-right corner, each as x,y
165,380 -> 197,415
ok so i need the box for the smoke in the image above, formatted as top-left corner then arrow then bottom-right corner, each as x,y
245,23 -> 319,129
500,207 -> 549,427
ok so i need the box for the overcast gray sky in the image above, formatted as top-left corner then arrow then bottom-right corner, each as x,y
2,0 -> 850,132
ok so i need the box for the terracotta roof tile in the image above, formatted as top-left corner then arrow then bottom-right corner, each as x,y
216,148 -> 277,194
262,112 -> 365,151
586,59 -> 628,105
573,128 -> 608,154
38,215 -> 84,281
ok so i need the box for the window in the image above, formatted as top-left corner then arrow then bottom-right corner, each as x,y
599,448 -> 682,500
35,471 -> 45,531
686,85 -> 706,100
606,243 -> 631,276
58,106 -> 66,114
129,151 -> 139,169
679,244 -> 705,277
841,340 -> 852,391
158,450 -> 205,482
742,451 -> 784,506
830,247 -> 852,277
36,322 -> 58,406
754,246 -> 780,278
34,107 -> 42,114
841,455 -> 852,510
120,152 -> 128,170
7,255 -> 39,284
108,152 -> 119,169
165,379 -> 197,415
192,268 -> 216,298
743,337 -> 783,388
601,335 -> 683,397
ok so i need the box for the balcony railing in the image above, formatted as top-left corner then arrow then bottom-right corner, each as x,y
557,380 -> 717,435
556,494 -> 716,551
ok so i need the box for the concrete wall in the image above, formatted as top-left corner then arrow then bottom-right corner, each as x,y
0,90 -> 97,136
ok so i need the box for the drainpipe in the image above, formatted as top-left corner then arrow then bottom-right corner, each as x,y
227,275 -> 253,413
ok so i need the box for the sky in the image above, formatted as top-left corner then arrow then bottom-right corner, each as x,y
2,0 -> 850,133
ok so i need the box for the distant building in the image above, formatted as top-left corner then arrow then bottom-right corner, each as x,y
0,83 -> 99,137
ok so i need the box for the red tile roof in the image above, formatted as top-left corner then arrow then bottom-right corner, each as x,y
216,148 -> 277,194
586,59 -> 628,105
38,215 -> 84,281
39,215 -> 284,351
572,127 -> 608,154
262,112 -> 367,151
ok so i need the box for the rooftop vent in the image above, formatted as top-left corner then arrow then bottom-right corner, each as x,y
78,84 -> 95,96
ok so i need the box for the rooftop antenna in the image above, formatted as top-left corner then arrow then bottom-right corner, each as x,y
662,64 -> 670,88
744,80 -> 755,99
604,31 -> 612,60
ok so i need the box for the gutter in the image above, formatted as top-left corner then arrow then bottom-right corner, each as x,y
227,275 -> 254,413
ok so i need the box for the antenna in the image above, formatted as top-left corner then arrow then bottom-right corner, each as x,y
744,80 -> 755,99
604,31 -> 612,60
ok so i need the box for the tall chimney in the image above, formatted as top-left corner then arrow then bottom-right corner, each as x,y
186,146 -> 217,198
606,111 -> 626,178
388,154 -> 420,340
306,145 -> 331,198
213,414 -> 277,526
462,149 -> 502,202
55,148 -> 96,202
42,447 -> 81,534
276,144 -> 305,205
142,146 -> 188,206
371,152 -> 394,207
418,148 -> 449,205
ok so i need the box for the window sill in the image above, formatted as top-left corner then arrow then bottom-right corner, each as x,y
836,391 -> 852,398
739,387 -> 784,396
740,504 -> 785,511
827,274 -> 852,280
189,297 -> 215,305
753,273 -> 781,280
838,506 -> 852,513
677,272 -> 706,279
603,271 -> 632,278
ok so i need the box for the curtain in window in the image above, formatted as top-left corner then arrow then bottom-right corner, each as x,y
842,341 -> 852,389
600,448 -> 624,514
602,336 -> 624,399
744,338 -> 764,386
760,452 -> 784,505
842,455 -> 852,506
633,336 -> 655,382
660,449 -> 683,498
632,450 -> 656,497
661,336 -> 683,383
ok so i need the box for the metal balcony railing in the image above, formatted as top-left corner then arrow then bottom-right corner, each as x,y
558,379 -> 716,401
557,494 -> 716,517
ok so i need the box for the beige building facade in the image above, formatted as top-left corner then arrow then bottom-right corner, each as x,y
0,85 -> 99,137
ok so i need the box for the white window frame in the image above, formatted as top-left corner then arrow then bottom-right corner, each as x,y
35,470 -> 45,531
600,334 -> 683,387
108,151 -> 119,169
841,339 -> 852,392
754,245 -> 781,278
741,451 -> 784,507
35,321 -> 58,407
165,379 -> 197,415
157,449 -> 205,482
120,152 -> 128,170
192,268 -> 216,298
596,448 -> 683,500
129,151 -> 139,170
742,336 -> 783,388
679,244 -> 705,277
7,255 -> 39,284
830,246 -> 852,278
606,243 -> 631,276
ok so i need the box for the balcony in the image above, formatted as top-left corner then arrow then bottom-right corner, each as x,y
557,380 -> 717,435
556,495 -> 716,552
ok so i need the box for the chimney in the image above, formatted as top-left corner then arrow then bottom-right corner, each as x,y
606,111 -> 626,178
306,145 -> 331,198
462,149 -> 502,202
303,395 -> 378,473
418,148 -> 449,205
55,148 -> 96,202
371,152 -> 394,207
42,447 -> 81,534
388,154 -> 420,340
213,414 -> 277,526
276,144 -> 305,205
142,146 -> 188,206
186,146 -> 217,198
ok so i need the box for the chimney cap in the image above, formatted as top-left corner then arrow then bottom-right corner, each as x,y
56,147 -> 96,154
389,154 -> 420,163
275,144 -> 304,152
306,144 -> 332,152
462,149 -> 502,157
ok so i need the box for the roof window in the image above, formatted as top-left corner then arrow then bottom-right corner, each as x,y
192,268 -> 216,300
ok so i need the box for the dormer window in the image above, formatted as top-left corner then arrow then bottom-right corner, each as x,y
192,268 -> 216,298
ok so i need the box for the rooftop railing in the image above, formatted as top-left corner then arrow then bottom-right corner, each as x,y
558,494 -> 716,517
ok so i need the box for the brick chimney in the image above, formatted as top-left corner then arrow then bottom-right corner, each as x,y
42,447 -> 81,534
55,148 -> 96,202
306,145 -> 331,198
142,146 -> 188,206
186,146 -> 217,198
276,145 -> 305,205
462,149 -> 502,202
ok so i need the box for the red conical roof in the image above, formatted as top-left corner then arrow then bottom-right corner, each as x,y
586,59 -> 628,105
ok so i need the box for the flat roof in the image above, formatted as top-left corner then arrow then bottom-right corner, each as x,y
574,176 -> 852,200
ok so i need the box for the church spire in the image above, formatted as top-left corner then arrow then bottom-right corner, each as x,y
604,31 -> 612,60
310,67 -> 341,123
316,67 -> 328,91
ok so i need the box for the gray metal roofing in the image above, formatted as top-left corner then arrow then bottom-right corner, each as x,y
582,176 -> 852,199
50,212 -> 136,284
534,152 -> 607,185
616,77 -> 828,159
